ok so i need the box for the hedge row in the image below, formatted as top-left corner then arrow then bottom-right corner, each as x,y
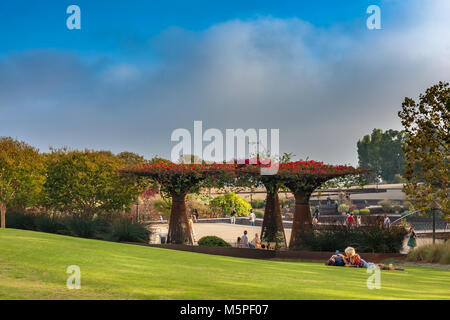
6,211 -> 151,243
293,225 -> 407,253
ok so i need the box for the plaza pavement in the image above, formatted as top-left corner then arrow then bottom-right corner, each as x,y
149,222 -> 443,253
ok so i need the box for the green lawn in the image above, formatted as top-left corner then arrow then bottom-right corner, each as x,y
0,229 -> 449,300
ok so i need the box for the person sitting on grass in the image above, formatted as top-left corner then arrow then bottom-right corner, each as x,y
236,237 -> 241,248
344,247 -> 404,271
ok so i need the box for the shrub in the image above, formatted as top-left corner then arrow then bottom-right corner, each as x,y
338,204 -> 349,214
403,200 -> 411,210
250,199 -> 265,209
63,215 -> 108,239
280,198 -> 293,210
293,225 -> 407,253
93,216 -> 113,239
392,174 -> 405,183
359,208 -> 370,215
34,214 -> 67,234
198,236 -> 231,247
378,199 -> 392,212
407,243 -> 450,264
108,218 -> 150,243
5,211 -> 36,230
210,193 -> 252,217
5,210 -> 152,244
254,210 -> 264,219
440,251 -> 450,264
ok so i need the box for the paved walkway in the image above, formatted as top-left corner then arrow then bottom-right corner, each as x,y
150,222 -> 276,246
150,222 -> 445,253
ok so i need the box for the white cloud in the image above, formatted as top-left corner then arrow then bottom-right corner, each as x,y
0,0 -> 449,164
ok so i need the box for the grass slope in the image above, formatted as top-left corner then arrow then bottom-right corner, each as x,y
0,229 -> 449,300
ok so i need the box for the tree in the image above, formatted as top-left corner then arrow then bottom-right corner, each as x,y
210,192 -> 252,217
259,177 -> 286,248
236,159 -> 287,248
398,81 -> 449,218
43,149 -> 146,216
237,160 -> 366,250
122,161 -> 236,244
0,137 -> 43,228
357,129 -> 406,183
117,151 -> 145,165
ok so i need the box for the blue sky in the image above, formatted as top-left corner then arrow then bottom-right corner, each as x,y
1,1 -> 385,57
0,1 -> 449,165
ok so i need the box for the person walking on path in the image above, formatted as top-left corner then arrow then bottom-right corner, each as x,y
407,227 -> 417,252
249,209 -> 256,226
230,208 -> 236,224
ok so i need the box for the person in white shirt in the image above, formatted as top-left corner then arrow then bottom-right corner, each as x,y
383,214 -> 391,229
230,208 -> 236,224
249,209 -> 256,226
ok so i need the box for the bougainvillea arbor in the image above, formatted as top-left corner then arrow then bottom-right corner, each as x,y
236,160 -> 287,248
277,161 -> 365,249
237,160 -> 366,249
123,159 -> 366,249
122,161 -> 235,244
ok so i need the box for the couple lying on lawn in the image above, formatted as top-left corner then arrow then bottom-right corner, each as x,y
326,247 -> 404,271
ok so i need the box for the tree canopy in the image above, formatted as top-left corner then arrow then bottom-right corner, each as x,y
0,137 -> 43,228
357,128 -> 406,183
42,149 -> 147,216
398,81 -> 449,218
210,192 -> 252,217
117,151 -> 146,166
